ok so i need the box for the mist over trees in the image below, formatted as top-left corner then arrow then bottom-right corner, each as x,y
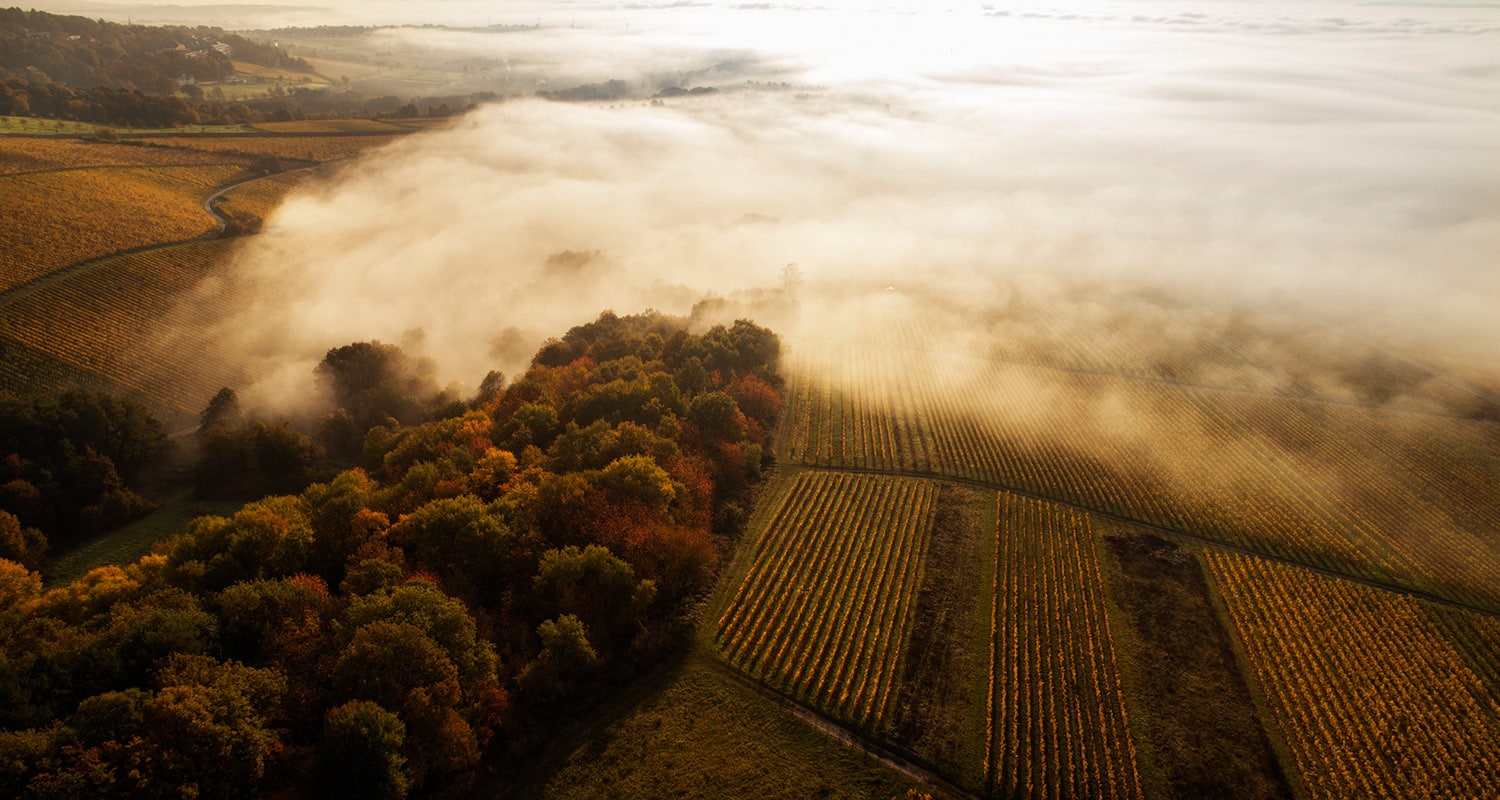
0,310 -> 781,797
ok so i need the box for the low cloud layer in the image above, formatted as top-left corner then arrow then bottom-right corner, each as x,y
147,0 -> 1500,402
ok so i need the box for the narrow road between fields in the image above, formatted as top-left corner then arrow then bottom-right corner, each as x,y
202,165 -> 318,232
0,166 -> 317,312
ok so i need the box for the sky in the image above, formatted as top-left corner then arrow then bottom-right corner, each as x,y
30,0 -> 1500,398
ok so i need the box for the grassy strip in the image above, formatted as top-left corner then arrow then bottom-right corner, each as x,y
1094,525 -> 1292,800
538,654 -> 916,800
886,484 -> 994,792
46,487 -> 239,586
0,116 -> 260,135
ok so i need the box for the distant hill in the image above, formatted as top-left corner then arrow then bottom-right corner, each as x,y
0,7 -> 311,94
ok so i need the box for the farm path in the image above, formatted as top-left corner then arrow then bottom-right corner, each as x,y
0,166 -> 316,312
202,165 -> 319,230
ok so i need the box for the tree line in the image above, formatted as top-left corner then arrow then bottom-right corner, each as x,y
1,8 -> 311,95
0,310 -> 783,797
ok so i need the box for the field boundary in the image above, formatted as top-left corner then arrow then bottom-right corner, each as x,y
797,463 -> 1500,619
702,656 -> 975,799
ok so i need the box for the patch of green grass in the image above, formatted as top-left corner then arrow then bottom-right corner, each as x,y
884,484 -> 995,793
0,116 -> 261,136
538,655 -> 919,800
1095,526 -> 1293,800
0,116 -> 96,134
46,487 -> 238,585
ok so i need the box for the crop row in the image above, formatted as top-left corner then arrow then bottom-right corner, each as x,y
0,165 -> 244,290
1205,550 -> 1500,800
986,492 -> 1142,800
0,239 -> 250,421
0,137 -> 258,175
716,471 -> 934,727
1190,390 -> 1500,608
779,341 -> 1500,610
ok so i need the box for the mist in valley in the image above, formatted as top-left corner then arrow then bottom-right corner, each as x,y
94,0 -> 1500,413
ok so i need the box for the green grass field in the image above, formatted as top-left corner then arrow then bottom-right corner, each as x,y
46,487 -> 240,585
0,116 -> 259,136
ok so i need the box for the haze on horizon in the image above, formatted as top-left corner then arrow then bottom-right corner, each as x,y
43,0 -> 1497,404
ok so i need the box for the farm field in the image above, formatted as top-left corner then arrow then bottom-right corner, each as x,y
1095,528 -> 1290,800
0,136 -> 260,174
136,133 -> 408,162
213,169 -> 319,229
0,127 -> 416,422
5,101 -> 1499,799
777,329 -> 1500,613
716,472 -> 936,729
985,493 -> 1142,800
706,290 -> 1500,798
251,119 -> 412,134
1206,550 -> 1500,800
0,239 -> 252,422
536,657 -> 918,800
0,164 -> 246,290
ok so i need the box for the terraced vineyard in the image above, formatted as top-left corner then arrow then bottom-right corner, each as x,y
1206,550 -> 1500,800
716,472 -> 935,728
986,492 -> 1142,800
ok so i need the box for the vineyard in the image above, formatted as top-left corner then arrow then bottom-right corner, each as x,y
0,128 -> 405,420
777,338 -> 1500,612
0,137 -> 258,175
214,170 -> 317,228
0,165 -> 246,290
251,119 -> 411,134
716,472 -> 935,728
1205,550 -> 1500,800
137,134 -> 406,163
4,116 -> 1499,798
0,239 -> 249,421
727,295 -> 1500,796
986,492 -> 1142,800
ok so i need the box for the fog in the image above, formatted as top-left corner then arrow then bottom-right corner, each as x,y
82,0 -> 1499,404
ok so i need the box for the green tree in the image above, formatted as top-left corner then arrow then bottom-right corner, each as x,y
386,495 -> 516,601
534,544 -> 655,655
517,613 -> 599,699
144,654 -> 287,799
342,582 -> 496,692
317,700 -> 409,800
